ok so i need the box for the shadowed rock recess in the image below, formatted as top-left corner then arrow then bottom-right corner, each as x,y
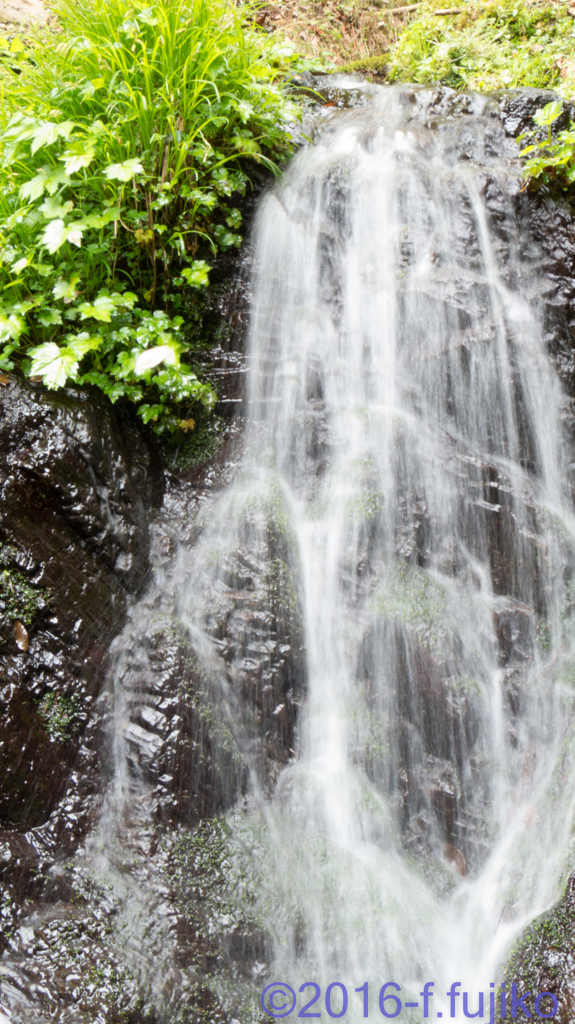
2,83 -> 575,1023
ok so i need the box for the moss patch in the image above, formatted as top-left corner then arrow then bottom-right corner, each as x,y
0,544 -> 51,625
37,692 -> 83,743
376,561 -> 448,653
495,876 -> 575,1021
386,0 -> 575,97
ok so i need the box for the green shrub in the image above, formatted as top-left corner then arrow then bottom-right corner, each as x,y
0,0 -> 296,432
519,99 -> 575,190
386,1 -> 575,97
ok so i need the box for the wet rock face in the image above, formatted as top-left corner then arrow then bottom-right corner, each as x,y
3,84 -> 575,1024
497,872 -> 575,1024
113,509 -> 306,827
0,378 -> 162,836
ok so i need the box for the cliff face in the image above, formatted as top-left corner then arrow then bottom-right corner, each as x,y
0,379 -> 162,877
1,84 -> 575,1024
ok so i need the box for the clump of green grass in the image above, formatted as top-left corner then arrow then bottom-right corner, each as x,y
0,0 -> 297,432
386,0 -> 575,97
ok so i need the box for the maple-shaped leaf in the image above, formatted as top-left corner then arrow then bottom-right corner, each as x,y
77,295 -> 116,322
103,158 -> 144,182
27,342 -> 79,387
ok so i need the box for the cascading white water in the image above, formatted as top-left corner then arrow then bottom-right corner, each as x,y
93,82 -> 575,1023
172,82 -> 575,1022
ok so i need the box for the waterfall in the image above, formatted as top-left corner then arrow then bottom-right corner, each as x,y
100,83 -> 575,1022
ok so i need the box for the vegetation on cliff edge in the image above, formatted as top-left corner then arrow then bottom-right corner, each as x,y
0,0 -> 298,433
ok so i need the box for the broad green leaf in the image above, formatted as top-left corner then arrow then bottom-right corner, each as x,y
37,307 -> 63,327
137,8 -> 158,25
138,402 -> 165,423
103,158 -> 144,182
11,258 -> 29,275
232,133 -> 261,156
53,276 -> 80,301
30,120 -> 75,155
32,263 -> 54,277
42,219 -> 84,252
27,342 -> 78,388
82,209 -> 121,229
66,225 -> 84,247
77,294 -> 116,322
65,332 -> 101,357
39,196 -> 73,219
20,166 -> 70,201
181,260 -> 210,289
61,142 -> 96,175
42,219 -> 67,254
234,99 -> 254,123
533,102 -> 563,129
0,310 -> 25,342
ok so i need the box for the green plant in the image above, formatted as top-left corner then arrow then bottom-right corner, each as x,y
386,1 -> 575,97
519,100 -> 575,189
0,0 -> 296,432
37,691 -> 82,741
0,544 -> 51,623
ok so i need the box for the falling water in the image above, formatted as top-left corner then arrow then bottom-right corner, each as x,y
101,82 -> 575,1022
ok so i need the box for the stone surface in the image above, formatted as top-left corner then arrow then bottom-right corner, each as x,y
2,83 -> 575,1023
0,378 -> 162,869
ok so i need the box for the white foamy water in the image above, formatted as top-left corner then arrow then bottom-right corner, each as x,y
103,83 -> 575,1023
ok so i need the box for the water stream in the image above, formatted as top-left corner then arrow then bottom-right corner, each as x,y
99,82 -> 575,1023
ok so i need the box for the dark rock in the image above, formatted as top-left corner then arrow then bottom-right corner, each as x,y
494,87 -> 575,139
499,872 -> 575,1023
0,377 -> 162,835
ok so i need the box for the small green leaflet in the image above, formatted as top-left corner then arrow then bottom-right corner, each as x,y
60,142 -> 96,175
20,166 -> 71,201
28,334 -> 100,388
41,219 -> 84,253
103,159 -> 144,182
39,196 -> 74,220
533,101 -> 563,129
77,295 -> 117,322
53,276 -> 80,301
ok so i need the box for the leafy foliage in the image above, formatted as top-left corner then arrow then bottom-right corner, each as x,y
0,0 -> 297,432
519,100 -> 575,189
387,0 -> 575,96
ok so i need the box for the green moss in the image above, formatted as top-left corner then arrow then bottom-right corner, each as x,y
376,560 -> 448,652
162,412 -> 226,470
0,544 -> 51,624
37,692 -> 82,742
386,0 -> 575,97
495,880 -> 575,1021
337,54 -> 390,76
166,818 -> 263,1024
345,487 -> 384,523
